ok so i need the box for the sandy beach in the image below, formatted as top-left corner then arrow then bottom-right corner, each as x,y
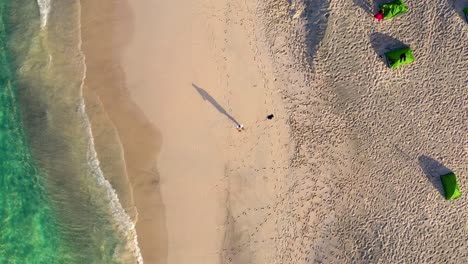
80,0 -> 466,263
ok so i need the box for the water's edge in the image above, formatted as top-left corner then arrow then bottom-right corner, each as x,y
75,0 -> 143,261
0,0 -> 143,262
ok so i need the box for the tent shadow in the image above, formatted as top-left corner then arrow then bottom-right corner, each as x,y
303,0 -> 330,72
452,0 -> 468,23
353,0 -> 392,15
369,32 -> 409,65
418,155 -> 452,197
353,0 -> 375,15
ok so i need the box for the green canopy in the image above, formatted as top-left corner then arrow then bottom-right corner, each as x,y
464,8 -> 468,22
380,0 -> 409,19
384,47 -> 414,68
440,173 -> 461,200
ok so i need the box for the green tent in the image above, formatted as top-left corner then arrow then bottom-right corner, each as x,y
440,173 -> 461,200
464,8 -> 468,22
380,0 -> 409,19
384,47 -> 414,68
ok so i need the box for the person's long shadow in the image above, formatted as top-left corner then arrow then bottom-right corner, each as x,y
369,32 -> 409,65
192,83 -> 240,126
418,155 -> 452,197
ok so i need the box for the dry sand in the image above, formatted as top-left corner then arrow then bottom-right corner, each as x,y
81,0 -> 467,263
119,0 -> 291,263
250,0 -> 467,263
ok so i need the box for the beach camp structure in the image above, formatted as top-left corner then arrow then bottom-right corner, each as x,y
464,8 -> 468,23
440,172 -> 461,200
384,47 -> 414,68
380,0 -> 409,20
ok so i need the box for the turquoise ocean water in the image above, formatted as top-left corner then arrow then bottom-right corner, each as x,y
0,1 -> 140,263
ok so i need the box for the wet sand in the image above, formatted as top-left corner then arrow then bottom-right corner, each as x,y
80,0 -> 167,263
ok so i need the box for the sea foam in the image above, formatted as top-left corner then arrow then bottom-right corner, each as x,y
78,98 -> 143,264
37,0 -> 51,27
75,0 -> 144,262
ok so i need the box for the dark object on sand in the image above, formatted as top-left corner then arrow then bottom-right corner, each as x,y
267,114 -> 274,120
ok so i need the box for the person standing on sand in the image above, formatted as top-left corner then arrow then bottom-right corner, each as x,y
374,8 -> 384,21
236,124 -> 244,131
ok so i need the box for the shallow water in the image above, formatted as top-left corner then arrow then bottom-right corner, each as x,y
0,0 -> 140,263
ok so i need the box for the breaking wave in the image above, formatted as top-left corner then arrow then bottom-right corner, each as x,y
36,0 -> 50,27
76,1 -> 143,262
77,98 -> 143,263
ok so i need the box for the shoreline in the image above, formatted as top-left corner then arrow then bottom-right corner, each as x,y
80,0 -> 168,262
